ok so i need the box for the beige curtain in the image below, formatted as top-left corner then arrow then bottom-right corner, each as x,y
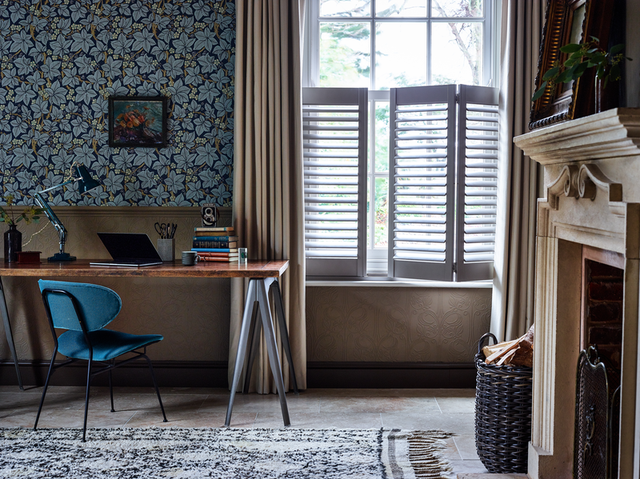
490,0 -> 545,342
230,0 -> 307,393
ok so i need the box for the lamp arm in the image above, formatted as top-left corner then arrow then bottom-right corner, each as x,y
38,178 -> 75,196
33,165 -> 99,262
35,189 -> 68,255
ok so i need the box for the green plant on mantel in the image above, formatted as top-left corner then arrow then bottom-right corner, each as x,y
532,36 -> 631,102
0,195 -> 43,226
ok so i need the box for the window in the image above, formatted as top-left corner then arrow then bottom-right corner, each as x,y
304,0 -> 499,281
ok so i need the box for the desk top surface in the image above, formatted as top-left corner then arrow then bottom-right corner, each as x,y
0,260 -> 289,279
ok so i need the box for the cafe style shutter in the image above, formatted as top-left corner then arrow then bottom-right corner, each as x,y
388,84 -> 498,282
455,85 -> 499,281
388,84 -> 457,281
302,88 -> 368,278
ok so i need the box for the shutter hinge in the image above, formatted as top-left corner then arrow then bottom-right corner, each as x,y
455,93 -> 460,103
453,262 -> 458,274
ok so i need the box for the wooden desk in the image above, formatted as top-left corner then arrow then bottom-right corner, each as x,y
0,260 -> 295,426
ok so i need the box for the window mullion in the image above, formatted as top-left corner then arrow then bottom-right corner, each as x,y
370,16 -> 376,91
368,99 -> 376,251
426,0 -> 432,85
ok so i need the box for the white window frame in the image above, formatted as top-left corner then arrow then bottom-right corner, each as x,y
303,1 -> 500,280
304,1 -> 498,89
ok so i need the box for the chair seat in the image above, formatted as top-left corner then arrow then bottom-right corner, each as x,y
58,330 -> 163,361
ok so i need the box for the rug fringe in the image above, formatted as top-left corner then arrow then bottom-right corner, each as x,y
407,430 -> 455,479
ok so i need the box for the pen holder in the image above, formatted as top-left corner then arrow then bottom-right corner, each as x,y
157,238 -> 175,262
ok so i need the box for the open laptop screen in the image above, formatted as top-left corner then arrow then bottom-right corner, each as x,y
90,233 -> 163,267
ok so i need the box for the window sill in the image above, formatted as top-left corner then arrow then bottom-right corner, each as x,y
306,278 -> 493,288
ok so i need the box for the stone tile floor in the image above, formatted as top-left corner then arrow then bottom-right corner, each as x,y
0,386 -> 526,478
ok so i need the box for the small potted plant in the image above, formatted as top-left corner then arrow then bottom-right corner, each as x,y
0,195 -> 43,262
532,36 -> 631,110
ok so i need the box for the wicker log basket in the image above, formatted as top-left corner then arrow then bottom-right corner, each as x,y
475,332 -> 533,474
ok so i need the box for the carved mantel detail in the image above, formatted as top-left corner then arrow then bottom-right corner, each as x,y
546,163 -> 623,214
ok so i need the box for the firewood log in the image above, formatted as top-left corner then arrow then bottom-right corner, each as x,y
483,324 -> 535,367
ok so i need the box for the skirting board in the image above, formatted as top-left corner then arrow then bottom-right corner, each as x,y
0,360 -> 229,389
308,362 -> 477,389
0,360 -> 476,389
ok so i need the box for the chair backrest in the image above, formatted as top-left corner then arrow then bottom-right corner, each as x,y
38,280 -> 122,332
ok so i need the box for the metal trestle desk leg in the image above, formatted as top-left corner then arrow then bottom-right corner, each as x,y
225,278 -> 291,427
242,278 -> 298,395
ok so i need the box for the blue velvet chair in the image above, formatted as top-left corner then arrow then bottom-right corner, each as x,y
35,279 -> 167,440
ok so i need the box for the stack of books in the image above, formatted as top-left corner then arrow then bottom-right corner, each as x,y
192,226 -> 239,262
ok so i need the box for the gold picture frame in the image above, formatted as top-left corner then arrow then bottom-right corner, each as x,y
529,0 -> 614,130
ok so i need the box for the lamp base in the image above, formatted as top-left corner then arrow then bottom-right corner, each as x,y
48,253 -> 76,262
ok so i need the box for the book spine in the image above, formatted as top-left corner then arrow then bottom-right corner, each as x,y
194,232 -> 235,237
198,251 -> 238,256
197,250 -> 237,255
193,240 -> 237,248
198,256 -> 239,262
194,227 -> 234,232
192,248 -> 238,253
192,236 -> 237,242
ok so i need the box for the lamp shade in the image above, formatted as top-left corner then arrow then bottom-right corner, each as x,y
76,165 -> 100,193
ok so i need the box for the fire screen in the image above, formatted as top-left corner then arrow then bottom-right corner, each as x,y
574,346 -> 620,479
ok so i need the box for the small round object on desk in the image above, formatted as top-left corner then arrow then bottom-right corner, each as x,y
182,251 -> 198,266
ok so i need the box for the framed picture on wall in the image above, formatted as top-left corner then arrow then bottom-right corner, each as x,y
108,96 -> 168,148
529,0 -> 614,130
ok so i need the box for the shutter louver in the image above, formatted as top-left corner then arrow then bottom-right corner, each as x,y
303,88 -> 368,278
455,85 -> 499,281
388,85 -> 457,281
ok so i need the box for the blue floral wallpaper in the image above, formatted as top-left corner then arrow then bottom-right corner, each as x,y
0,0 -> 235,207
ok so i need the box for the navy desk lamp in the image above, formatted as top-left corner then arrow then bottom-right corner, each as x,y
35,164 -> 100,262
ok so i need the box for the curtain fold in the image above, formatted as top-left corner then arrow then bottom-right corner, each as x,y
490,0 -> 545,342
230,0 -> 307,393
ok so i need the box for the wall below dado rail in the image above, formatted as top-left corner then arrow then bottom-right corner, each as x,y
0,209 -> 491,388
0,207 -> 232,386
306,286 -> 491,388
307,286 -> 491,363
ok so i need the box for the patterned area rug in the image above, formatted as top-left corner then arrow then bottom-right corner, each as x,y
0,427 -> 454,478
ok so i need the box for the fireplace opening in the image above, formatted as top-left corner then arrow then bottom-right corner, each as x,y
582,257 -> 623,384
575,248 -> 624,479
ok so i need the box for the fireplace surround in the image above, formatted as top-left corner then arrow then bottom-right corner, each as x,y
514,108 -> 640,479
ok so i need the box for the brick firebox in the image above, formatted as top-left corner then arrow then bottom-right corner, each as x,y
582,246 -> 624,387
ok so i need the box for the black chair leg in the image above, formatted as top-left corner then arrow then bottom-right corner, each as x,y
82,358 -> 92,442
108,359 -> 115,413
34,351 -> 57,430
143,354 -> 167,422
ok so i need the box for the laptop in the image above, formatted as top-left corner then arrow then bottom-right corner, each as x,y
90,233 -> 163,267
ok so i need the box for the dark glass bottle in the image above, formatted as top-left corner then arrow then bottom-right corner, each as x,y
4,224 -> 22,263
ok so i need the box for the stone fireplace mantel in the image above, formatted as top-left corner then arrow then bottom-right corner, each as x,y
515,108 -> 640,165
514,108 -> 640,479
